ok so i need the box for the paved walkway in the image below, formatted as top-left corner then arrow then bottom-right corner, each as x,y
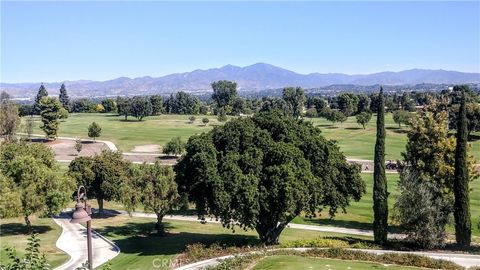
175,247 -> 480,269
112,210 -> 404,239
52,212 -> 120,270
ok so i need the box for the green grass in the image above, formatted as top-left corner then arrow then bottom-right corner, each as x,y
294,173 -> 480,239
252,255 -> 418,270
25,113 -> 224,152
24,113 -> 480,160
91,215 -> 371,270
0,217 -> 69,268
305,113 -> 480,161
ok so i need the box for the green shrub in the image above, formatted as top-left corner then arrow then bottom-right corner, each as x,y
280,238 -> 349,248
205,254 -> 262,270
180,243 -> 256,265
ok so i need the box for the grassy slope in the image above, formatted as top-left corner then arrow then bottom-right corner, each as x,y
0,217 -> 69,268
24,113 -> 479,160
252,255 -> 417,270
91,215 -> 371,270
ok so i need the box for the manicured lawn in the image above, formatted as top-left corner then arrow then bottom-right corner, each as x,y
91,215 -> 371,270
306,113 -> 480,161
293,173 -> 400,231
0,217 -> 69,268
24,113 -> 224,152
252,255 -> 418,270
24,113 -> 480,160
294,173 -> 480,238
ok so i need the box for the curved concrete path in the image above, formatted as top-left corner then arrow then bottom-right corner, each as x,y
112,210 -> 404,239
175,247 -> 480,270
53,212 -> 120,270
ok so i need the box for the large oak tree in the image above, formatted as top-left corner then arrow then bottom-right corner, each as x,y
175,111 -> 365,245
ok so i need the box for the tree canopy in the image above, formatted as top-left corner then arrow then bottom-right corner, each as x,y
0,142 -> 74,227
175,111 -> 364,245
68,150 -> 131,213
282,87 -> 305,118
211,80 -> 238,113
38,97 -> 63,139
59,83 -> 71,112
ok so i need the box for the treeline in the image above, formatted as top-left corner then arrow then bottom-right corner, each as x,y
8,80 -> 480,134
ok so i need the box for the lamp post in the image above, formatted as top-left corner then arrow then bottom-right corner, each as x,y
70,186 -> 93,270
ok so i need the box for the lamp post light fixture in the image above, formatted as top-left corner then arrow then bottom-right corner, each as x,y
70,185 -> 93,270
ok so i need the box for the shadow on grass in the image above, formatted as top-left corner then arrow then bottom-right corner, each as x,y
323,126 -> 339,129
316,124 -> 332,127
345,127 -> 362,130
469,134 -> 480,142
299,218 -> 402,234
386,127 -> 409,134
0,223 -> 52,236
95,221 -> 260,256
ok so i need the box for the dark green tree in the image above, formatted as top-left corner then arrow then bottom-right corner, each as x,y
312,97 -> 327,114
356,111 -> 372,129
130,96 -> 152,121
175,111 -> 364,245
337,93 -> 359,116
123,162 -> 178,235
88,122 -> 102,141
401,92 -> 415,111
373,86 -> 388,244
211,80 -> 238,113
202,117 -> 209,126
0,142 -> 74,228
116,97 -> 131,120
163,136 -> 185,156
392,110 -> 413,128
166,92 -> 200,115
68,150 -> 131,213
357,94 -> 371,114
59,83 -> 71,112
101,98 -> 117,113
260,98 -> 292,116
34,84 -> 48,114
453,85 -> 471,247
0,97 -> 20,141
38,97 -> 62,139
149,95 -> 163,115
282,87 -> 306,118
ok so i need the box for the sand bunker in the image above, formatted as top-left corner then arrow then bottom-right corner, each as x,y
131,144 -> 161,153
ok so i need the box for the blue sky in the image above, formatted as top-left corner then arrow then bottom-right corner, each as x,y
1,1 -> 479,83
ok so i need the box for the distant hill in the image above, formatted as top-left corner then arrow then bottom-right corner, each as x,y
2,63 -> 479,98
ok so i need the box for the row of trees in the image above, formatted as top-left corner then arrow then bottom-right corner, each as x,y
13,82 -> 480,135
372,85 -> 478,248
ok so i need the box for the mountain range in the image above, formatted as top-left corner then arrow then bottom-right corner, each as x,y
2,63 -> 479,98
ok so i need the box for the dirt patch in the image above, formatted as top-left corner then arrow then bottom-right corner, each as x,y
131,144 -> 161,153
45,139 -> 109,161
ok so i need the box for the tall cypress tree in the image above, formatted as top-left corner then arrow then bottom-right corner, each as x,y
34,83 -> 48,114
373,86 -> 388,244
58,83 -> 71,112
453,85 -> 471,247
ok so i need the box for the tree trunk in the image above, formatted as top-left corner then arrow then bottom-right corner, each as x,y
97,198 -> 104,214
155,212 -> 165,236
255,223 -> 287,245
24,215 -> 32,232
